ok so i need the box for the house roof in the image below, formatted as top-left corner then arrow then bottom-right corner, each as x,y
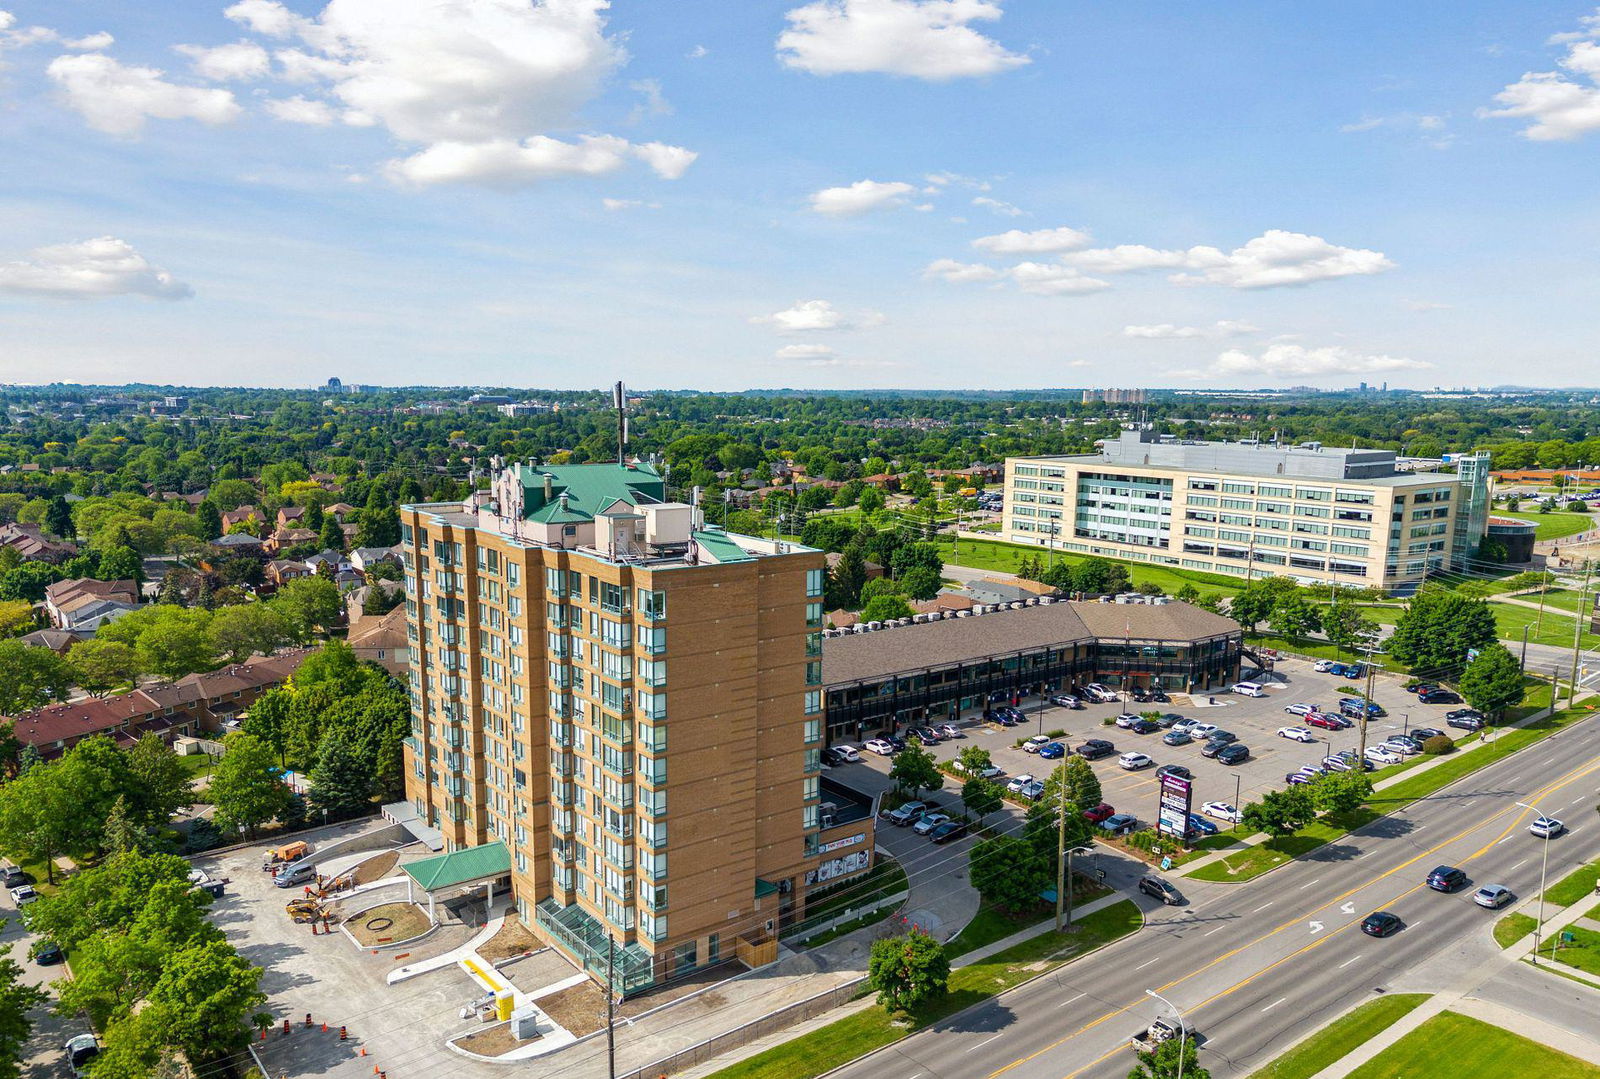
400,841 -> 511,891
212,533 -> 264,548
504,461 -> 666,525
349,605 -> 407,649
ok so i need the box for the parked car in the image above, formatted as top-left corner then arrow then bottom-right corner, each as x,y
1076,739 -> 1116,760
911,728 -> 941,746
1154,764 -> 1192,782
1187,722 -> 1220,739
1410,726 -> 1444,742
1202,800 -> 1242,823
1185,813 -> 1218,837
954,760 -> 1003,779
912,813 -> 952,836
1038,742 -> 1067,759
1100,813 -> 1139,835
1139,875 -> 1185,905
273,863 -> 317,888
1426,865 -> 1467,892
0,865 -> 29,889
830,745 -> 862,763
1364,746 -> 1402,766
1380,737 -> 1421,756
1232,681 -> 1266,697
1129,686 -> 1151,703
1216,744 -> 1250,765
8,885 -> 38,906
1530,815 -> 1566,839
1084,683 -> 1117,702
1448,713 -> 1486,732
1283,702 -> 1318,716
1162,730 -> 1193,747
1050,693 -> 1082,709
31,939 -> 63,965
1339,698 -> 1385,718
1129,718 -> 1160,735
1170,719 -> 1198,736
1114,713 -> 1141,729
1147,688 -> 1171,703
1285,770 -> 1318,785
1006,774 -> 1036,794
1199,739 -> 1229,759
928,820 -> 970,844
1276,725 -> 1317,743
863,738 -> 897,756
1023,735 -> 1052,753
1361,910 -> 1403,937
1157,713 -> 1186,728
937,723 -> 964,740
1445,709 -> 1483,723
1084,803 -> 1116,824
1019,780 -> 1045,801
1473,884 -> 1514,909
64,1035 -> 100,1078
888,800 -> 929,826
1419,689 -> 1461,705
1313,659 -> 1337,672
1119,752 -> 1154,771
1305,712 -> 1347,730
1003,707 -> 1027,725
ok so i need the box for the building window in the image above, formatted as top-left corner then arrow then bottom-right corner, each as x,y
637,589 -> 667,620
804,690 -> 822,715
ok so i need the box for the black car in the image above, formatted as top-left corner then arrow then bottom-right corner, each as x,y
1216,744 -> 1250,765
1157,713 -> 1186,728
1200,740 -> 1228,759
1154,764 -> 1193,782
1410,727 -> 1444,742
1128,718 -> 1160,735
1076,739 -> 1116,760
1448,714 -> 1485,732
928,820 -> 969,844
1445,709 -> 1482,722
1206,729 -> 1238,744
912,729 -> 940,746
1361,910 -> 1403,937
1138,875 -> 1184,905
1426,865 -> 1467,892
1129,686 -> 1151,703
1419,689 -> 1461,705
820,747 -> 847,766
1147,689 -> 1171,703
31,940 -> 63,965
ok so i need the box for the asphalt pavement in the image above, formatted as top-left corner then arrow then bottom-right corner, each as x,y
826,705 -> 1600,1079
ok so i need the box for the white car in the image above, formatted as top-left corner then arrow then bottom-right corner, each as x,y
1118,752 -> 1154,771
954,760 -> 1002,779
1313,659 -> 1337,672
8,885 -> 38,906
1202,801 -> 1243,823
1276,726 -> 1316,743
1085,683 -> 1116,702
937,723 -> 964,739
863,739 -> 896,756
1188,722 -> 1219,739
1364,746 -> 1402,766
831,745 -> 862,763
1114,713 -> 1141,729
1169,719 -> 1198,736
1006,773 -> 1036,793
1380,738 -> 1420,757
1283,702 -> 1318,717
912,813 -> 952,836
1529,815 -> 1566,839
1022,735 -> 1052,753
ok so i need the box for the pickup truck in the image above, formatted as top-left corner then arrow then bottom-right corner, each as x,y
1130,1018 -> 1185,1054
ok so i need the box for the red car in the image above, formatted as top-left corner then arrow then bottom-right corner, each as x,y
1305,712 -> 1342,730
1083,803 -> 1116,824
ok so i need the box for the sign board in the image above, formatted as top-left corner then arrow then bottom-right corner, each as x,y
818,833 -> 866,854
1157,772 -> 1193,839
806,850 -> 870,885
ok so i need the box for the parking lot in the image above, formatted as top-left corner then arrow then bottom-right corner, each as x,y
835,656 -> 1478,835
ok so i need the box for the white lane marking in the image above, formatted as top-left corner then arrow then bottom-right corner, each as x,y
967,1033 -> 1005,1052
1135,957 -> 1161,970
1504,775 -> 1522,785
1497,836 -> 1513,845
1309,921 -> 1325,934
1261,997 -> 1287,1013
1204,925 -> 1227,937
1340,902 -> 1356,914
1509,858 -> 1528,871
1252,902 -> 1274,913
1338,956 -> 1360,969
1057,992 -> 1086,1009
1299,879 -> 1320,890
1572,796 -> 1587,805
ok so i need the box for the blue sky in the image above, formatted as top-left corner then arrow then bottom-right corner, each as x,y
1,0 -> 1598,391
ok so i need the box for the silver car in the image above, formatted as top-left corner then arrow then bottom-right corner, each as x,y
1473,884 -> 1513,909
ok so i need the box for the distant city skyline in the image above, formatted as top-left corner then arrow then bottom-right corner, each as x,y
2,2 -> 1598,390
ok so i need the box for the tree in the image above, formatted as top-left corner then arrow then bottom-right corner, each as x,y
1459,643 -> 1526,721
968,834 -> 1051,913
207,603 -> 289,663
1322,598 -> 1378,655
104,607 -> 217,681
860,594 -> 915,623
961,776 -> 1003,826
308,730 -> 375,819
1175,583 -> 1200,604
1241,786 -> 1316,839
0,761 -> 85,883
1044,756 -> 1104,815
101,796 -> 151,855
0,562 -> 59,603
1477,535 -> 1509,562
1310,770 -> 1371,818
890,541 -> 943,581
1130,1030 -> 1209,1079
867,929 -> 949,1015
1387,587 -> 1498,673
318,514 -> 346,552
44,495 -> 74,540
1070,557 -> 1130,596
271,576 -> 341,643
1268,594 -> 1322,640
1229,577 -> 1300,632
146,938 -> 270,1062
889,745 -> 942,799
859,486 -> 885,514
195,501 -> 223,541
0,641 -> 72,715
126,734 -> 195,826
68,639 -> 143,696
900,565 -> 942,602
97,544 -> 143,584
955,746 -> 993,777
208,733 -> 292,840
0,600 -> 34,638
0,942 -> 45,1078
355,487 -> 400,548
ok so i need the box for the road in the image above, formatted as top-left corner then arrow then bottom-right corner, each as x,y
828,708 -> 1600,1079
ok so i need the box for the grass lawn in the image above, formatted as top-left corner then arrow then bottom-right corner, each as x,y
1188,700 -> 1595,883
1543,861 -> 1600,908
1347,1011 -> 1600,1079
1549,924 -> 1600,976
1246,993 -> 1429,1079
1494,510 -> 1597,542
931,536 -> 1246,598
945,876 -> 1111,958
1494,912 -> 1539,949
177,753 -> 220,780
1487,601 -> 1600,651
707,900 -> 1143,1079
1509,587 -> 1595,617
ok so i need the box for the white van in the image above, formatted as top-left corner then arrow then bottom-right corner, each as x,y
1232,681 -> 1266,697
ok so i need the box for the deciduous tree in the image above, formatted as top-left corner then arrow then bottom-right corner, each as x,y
208,733 -> 291,840
867,929 -> 949,1015
1459,643 -> 1526,721
889,745 -> 942,799
968,834 -> 1050,913
1387,586 -> 1498,673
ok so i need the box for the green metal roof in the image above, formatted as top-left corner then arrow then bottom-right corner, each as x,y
692,528 -> 754,564
400,841 -> 511,891
507,461 -> 667,525
754,878 -> 780,898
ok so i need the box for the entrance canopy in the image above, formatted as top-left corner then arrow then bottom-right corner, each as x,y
399,842 -> 511,921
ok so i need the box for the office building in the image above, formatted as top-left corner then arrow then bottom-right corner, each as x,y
401,460 -> 863,993
1001,430 -> 1491,592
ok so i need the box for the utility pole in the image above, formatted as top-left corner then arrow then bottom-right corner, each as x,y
1569,559 -> 1591,704
1358,653 -> 1380,764
1520,624 -> 1531,673
606,934 -> 617,1079
1054,778 -> 1068,931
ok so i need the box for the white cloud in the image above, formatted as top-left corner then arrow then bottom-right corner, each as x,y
1065,359 -> 1090,367
174,41 -> 271,81
46,53 -> 241,135
265,94 -> 339,124
1122,320 -> 1259,339
922,258 -> 1000,283
64,31 -> 114,50
775,343 -> 837,361
223,0 -> 305,37
809,179 -> 916,215
971,195 -> 1023,216
0,236 -> 192,300
1065,244 -> 1197,274
971,225 -> 1090,255
687,44 -> 709,59
386,134 -> 691,187
1167,230 -> 1393,289
1172,343 -> 1429,382
753,299 -> 884,332
1340,111 -> 1454,148
1483,10 -> 1600,140
601,197 -> 659,211
1,17 -> 113,54
777,0 -> 1029,80
1007,262 -> 1110,296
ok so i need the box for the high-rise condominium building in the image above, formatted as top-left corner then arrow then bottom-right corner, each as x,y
1001,430 -> 1491,592
400,460 -> 843,993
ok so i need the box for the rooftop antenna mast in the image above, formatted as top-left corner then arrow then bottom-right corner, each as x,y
613,380 -> 628,467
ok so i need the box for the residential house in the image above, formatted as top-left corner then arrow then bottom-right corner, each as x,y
326,502 -> 357,522
347,605 -> 408,676
265,559 -> 313,588
276,506 -> 308,529
343,578 -> 404,627
348,546 -> 401,573
18,628 -> 81,653
220,505 -> 260,531
265,527 -> 317,556
43,578 -> 140,632
208,533 -> 265,557
0,522 -> 78,564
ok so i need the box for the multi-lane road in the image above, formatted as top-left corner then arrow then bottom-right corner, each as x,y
831,708 -> 1600,1079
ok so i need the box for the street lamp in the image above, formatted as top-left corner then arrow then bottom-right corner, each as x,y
1401,712 -> 1409,738
1144,988 -> 1188,1079
1515,799 -> 1552,964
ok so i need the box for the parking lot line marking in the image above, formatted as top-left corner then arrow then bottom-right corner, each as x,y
1135,957 -> 1161,970
1251,902 -> 1273,913
1509,858 -> 1528,871
1298,879 -> 1319,889
1261,997 -> 1287,1013
1057,992 -> 1086,1009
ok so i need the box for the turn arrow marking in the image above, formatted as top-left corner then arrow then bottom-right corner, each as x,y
1340,902 -> 1355,914
1309,920 -> 1324,934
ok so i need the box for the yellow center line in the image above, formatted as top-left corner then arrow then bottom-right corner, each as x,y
984,752 -> 1600,1079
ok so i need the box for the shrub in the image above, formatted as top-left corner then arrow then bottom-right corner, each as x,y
1337,684 -> 1362,695
183,818 -> 225,854
1421,734 -> 1455,755
1102,717 -> 1115,726
1047,728 -> 1066,738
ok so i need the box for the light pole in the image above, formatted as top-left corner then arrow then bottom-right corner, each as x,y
1233,773 -> 1242,833
1516,799 -> 1552,964
1144,988 -> 1188,1079
1401,712 -> 1409,739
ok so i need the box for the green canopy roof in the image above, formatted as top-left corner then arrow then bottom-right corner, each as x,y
400,841 -> 511,891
